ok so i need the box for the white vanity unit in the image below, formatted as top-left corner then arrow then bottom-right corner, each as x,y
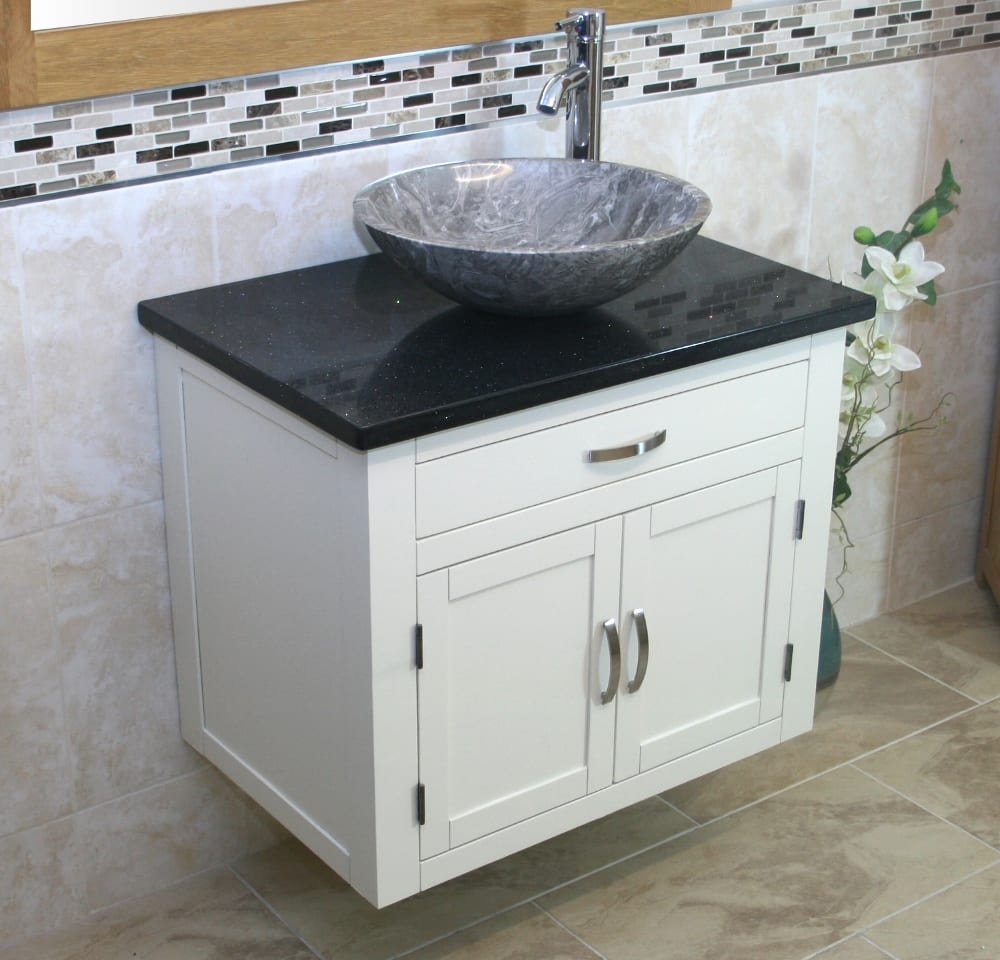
140,238 -> 872,907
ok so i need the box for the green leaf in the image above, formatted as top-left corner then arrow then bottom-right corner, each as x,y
935,158 -> 961,199
919,279 -> 938,306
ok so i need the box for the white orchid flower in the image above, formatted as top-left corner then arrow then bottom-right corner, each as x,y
846,313 -> 921,378
863,241 -> 945,311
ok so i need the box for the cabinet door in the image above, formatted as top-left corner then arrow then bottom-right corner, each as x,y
613,463 -> 800,782
417,519 -> 622,859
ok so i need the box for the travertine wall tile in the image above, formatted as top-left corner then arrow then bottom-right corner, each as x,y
827,527 -> 893,628
0,819 -> 82,942
925,48 -> 1000,292
0,534 -> 73,836
684,75 -> 819,267
47,502 -> 201,807
15,177 -> 217,527
70,767 -> 285,912
895,284 -> 1000,525
600,95 -> 691,180
0,210 -> 42,541
806,57 -> 935,282
889,497 -> 983,609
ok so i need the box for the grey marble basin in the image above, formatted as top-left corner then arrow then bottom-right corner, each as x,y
353,158 -> 711,317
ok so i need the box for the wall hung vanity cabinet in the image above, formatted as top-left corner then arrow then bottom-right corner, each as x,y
140,237 -> 873,906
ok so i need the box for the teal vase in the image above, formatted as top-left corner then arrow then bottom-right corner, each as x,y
817,591 -> 841,689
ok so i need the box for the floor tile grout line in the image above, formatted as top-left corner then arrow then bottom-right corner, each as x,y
843,630 -> 987,704
858,933 -> 903,960
675,698 -> 988,833
529,901 -> 610,960
850,854 -> 1000,944
850,762 -> 1000,855
655,791 -> 701,827
388,904 -> 537,960
226,865 -> 327,960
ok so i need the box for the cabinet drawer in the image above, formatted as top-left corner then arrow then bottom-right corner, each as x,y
415,361 -> 808,537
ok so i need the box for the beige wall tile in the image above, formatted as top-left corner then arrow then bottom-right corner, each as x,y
0,534 -> 73,836
16,178 -> 217,527
601,95 -> 691,179
47,502 -> 200,807
827,527 -> 892,629
0,819 -> 83,943
894,284 -> 1000,525
0,210 -> 42,542
889,498 -> 982,610
212,146 -> 388,284
70,767 -> 284,912
925,48 -> 1000,293
684,76 -> 819,268
806,58 -> 935,283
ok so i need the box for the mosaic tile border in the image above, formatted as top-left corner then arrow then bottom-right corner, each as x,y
0,0 -> 997,204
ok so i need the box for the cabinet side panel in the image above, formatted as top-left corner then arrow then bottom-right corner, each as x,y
782,328 -> 845,738
364,444 -> 421,905
154,341 -> 205,751
181,372 -> 362,878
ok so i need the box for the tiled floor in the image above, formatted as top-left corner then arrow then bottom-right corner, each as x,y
7,580 -> 1000,960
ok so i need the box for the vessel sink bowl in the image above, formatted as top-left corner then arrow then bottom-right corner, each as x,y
353,158 -> 711,317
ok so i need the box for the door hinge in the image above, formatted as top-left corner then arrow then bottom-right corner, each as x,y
783,643 -> 794,682
415,623 -> 423,669
416,783 -> 426,825
793,499 -> 806,540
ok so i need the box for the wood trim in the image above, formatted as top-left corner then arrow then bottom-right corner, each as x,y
4,0 -> 721,110
1,0 -> 37,108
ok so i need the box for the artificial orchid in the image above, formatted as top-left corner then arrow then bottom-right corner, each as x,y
832,160 -> 960,517
863,242 -> 946,311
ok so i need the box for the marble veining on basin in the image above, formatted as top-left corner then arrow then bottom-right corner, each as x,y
353,158 -> 711,317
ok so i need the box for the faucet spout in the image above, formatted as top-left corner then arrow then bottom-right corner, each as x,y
536,64 -> 589,115
535,8 -> 606,161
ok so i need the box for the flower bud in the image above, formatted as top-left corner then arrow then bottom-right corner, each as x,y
911,206 -> 939,237
853,226 -> 876,245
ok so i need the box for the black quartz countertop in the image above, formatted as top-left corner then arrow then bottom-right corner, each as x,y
138,237 -> 873,450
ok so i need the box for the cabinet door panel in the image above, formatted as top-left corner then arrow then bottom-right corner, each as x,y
614,465 -> 798,781
417,520 -> 621,858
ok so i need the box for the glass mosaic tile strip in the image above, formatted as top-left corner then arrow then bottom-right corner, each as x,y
0,0 -> 996,204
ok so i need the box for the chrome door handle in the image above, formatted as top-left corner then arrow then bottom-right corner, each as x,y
627,607 -> 649,693
600,618 -> 621,704
585,429 -> 666,463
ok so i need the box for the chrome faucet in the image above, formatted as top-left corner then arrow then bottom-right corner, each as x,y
536,8 -> 606,161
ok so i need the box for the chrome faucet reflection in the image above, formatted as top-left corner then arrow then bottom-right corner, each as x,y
536,8 -> 606,161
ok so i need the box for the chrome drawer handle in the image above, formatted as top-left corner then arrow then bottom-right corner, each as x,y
585,429 -> 666,463
627,608 -> 649,694
600,618 -> 621,705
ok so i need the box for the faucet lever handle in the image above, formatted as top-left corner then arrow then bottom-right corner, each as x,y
554,11 -> 586,33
